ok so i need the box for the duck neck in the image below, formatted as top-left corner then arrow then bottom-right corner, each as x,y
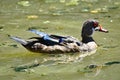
82,36 -> 95,43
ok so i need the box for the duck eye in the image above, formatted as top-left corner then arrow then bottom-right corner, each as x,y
93,22 -> 98,27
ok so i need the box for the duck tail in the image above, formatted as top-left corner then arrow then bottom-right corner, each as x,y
10,36 -> 28,45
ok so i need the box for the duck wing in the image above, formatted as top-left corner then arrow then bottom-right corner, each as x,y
29,29 -> 62,45
29,29 -> 65,39
50,35 -> 66,39
29,29 -> 81,46
29,29 -> 48,37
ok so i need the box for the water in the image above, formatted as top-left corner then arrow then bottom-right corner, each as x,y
0,0 -> 120,80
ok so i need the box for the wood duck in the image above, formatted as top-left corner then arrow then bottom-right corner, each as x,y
10,19 -> 108,53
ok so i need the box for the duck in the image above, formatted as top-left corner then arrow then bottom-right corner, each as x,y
10,19 -> 108,53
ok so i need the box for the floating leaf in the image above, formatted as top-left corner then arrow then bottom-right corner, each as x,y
17,1 -> 30,7
56,26 -> 64,30
43,21 -> 50,24
45,0 -> 58,3
81,8 -> 89,13
81,0 -> 98,3
90,10 -> 98,14
114,2 -> 120,5
66,0 -> 79,6
91,7 -> 109,13
99,8 -> 109,13
60,0 -> 66,3
41,73 -> 47,76
27,15 -> 38,19
52,12 -> 63,16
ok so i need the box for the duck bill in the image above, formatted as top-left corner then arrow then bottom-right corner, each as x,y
95,25 -> 109,33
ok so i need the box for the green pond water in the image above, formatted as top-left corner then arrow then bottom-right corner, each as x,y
0,0 -> 120,80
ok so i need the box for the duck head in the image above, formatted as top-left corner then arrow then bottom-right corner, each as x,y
81,19 -> 108,43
